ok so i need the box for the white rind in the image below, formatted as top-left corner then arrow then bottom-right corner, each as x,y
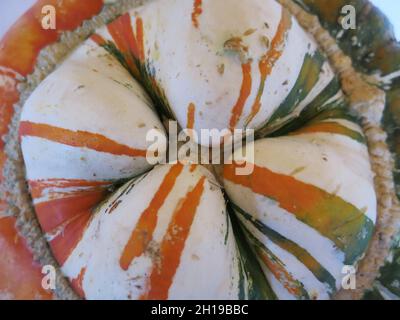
20,43 -> 166,182
223,126 -> 377,299
246,133 -> 376,222
62,165 -> 242,300
97,0 -> 335,142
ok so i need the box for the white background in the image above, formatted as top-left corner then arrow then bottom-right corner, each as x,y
0,1 -> 399,40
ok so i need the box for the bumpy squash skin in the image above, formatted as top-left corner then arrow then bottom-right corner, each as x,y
0,0 -> 398,300
18,30 -> 276,298
15,0 -> 350,300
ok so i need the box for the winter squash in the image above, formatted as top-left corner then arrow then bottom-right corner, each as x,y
1,0 -> 400,300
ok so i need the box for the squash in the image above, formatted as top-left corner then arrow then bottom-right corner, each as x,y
1,0 -> 399,300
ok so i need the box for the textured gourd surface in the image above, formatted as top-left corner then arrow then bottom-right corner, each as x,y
1,0 -> 398,300
17,0 -> 378,300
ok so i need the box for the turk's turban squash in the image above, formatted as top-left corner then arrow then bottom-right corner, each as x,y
17,0 -> 379,299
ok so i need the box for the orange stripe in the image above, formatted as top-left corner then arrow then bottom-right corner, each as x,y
229,62 -> 252,130
291,122 -> 345,136
49,210 -> 92,266
142,176 -> 206,300
119,13 -> 140,60
0,199 -> 7,214
19,121 -> 147,157
246,9 -> 292,126
119,164 -> 185,270
187,103 -> 196,129
107,14 -> 139,77
90,33 -> 106,46
34,189 -> 107,233
70,267 -> 87,299
191,0 -> 203,28
224,161 -> 340,226
31,180 -> 108,237
223,162 -> 371,256
107,16 -> 130,56
136,17 -> 145,62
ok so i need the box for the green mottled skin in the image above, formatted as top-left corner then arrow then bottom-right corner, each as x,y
266,93 -> 349,138
364,238 -> 400,299
294,0 -> 400,76
378,243 -> 400,297
268,51 -> 325,123
257,51 -> 326,137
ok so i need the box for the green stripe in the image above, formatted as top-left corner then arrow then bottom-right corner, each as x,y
241,223 -> 310,300
264,79 -> 348,138
299,76 -> 342,114
267,51 -> 326,124
229,208 -> 277,300
363,287 -> 385,300
290,120 -> 366,144
100,41 -> 175,121
307,107 -> 359,125
237,250 -> 247,300
232,203 -> 337,293
224,162 -> 375,265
